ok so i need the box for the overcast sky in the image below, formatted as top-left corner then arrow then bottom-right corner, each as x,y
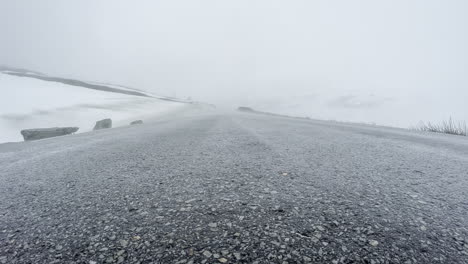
1,0 -> 467,127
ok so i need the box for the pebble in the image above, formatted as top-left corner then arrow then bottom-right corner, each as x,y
369,240 -> 379,247
203,250 -> 212,258
119,240 -> 129,247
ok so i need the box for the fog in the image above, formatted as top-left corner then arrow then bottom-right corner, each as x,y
1,0 -> 467,127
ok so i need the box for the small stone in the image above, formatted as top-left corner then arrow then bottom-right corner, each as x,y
303,256 -> 312,262
55,245 -> 63,250
93,118 -> 112,130
208,223 -> 218,228
203,250 -> 212,258
119,240 -> 129,247
420,226 -> 427,231
213,254 -> 220,258
282,172 -> 288,176
218,258 -> 228,263
89,261 -> 97,264
20,127 -> 79,141
234,253 -> 241,260
133,236 -> 141,240
369,240 -> 379,247
130,120 -> 143,125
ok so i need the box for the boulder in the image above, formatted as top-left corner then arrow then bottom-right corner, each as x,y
20,127 -> 79,141
93,118 -> 112,130
130,120 -> 143,125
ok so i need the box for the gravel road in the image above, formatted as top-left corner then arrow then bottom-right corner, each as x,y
1,110 -> 468,264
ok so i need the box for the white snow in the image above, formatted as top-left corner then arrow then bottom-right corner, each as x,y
0,72 -> 187,143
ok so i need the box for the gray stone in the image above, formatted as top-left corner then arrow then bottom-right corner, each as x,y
238,106 -> 254,112
20,127 -> 79,141
93,119 -> 112,130
130,120 -> 143,125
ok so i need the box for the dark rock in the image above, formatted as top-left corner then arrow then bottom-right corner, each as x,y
238,106 -> 254,112
130,120 -> 143,125
20,127 -> 79,141
93,119 -> 112,130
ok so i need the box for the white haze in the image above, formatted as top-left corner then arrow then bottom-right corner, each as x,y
1,0 -> 467,127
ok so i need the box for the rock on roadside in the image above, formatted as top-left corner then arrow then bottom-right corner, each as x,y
93,119 -> 112,130
238,106 -> 254,112
20,127 -> 79,141
130,120 -> 143,125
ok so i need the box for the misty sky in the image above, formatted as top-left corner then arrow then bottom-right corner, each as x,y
1,0 -> 467,127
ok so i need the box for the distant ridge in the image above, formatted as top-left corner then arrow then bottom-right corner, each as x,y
0,65 -> 189,103
1,66 -> 149,97
0,65 -> 45,75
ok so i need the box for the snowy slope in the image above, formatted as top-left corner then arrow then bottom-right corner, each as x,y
0,72 -> 188,143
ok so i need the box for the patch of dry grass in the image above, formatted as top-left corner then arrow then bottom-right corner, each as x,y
415,118 -> 466,136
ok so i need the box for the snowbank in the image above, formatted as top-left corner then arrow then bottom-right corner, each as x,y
0,73 -> 187,143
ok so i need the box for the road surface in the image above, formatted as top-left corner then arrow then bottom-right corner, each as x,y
1,110 -> 468,264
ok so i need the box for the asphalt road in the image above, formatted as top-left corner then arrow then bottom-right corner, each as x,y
1,110 -> 468,264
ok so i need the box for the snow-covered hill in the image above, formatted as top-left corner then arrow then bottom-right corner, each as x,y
0,70 -> 189,143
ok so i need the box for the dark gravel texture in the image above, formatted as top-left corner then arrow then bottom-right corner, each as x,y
1,111 -> 468,264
